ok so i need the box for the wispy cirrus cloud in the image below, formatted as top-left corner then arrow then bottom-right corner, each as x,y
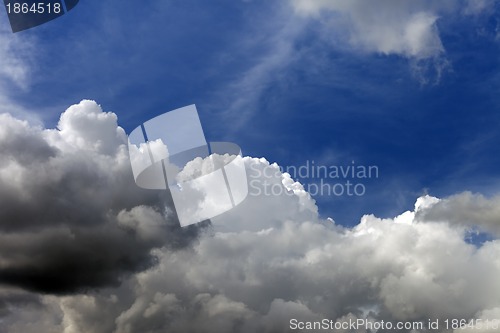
0,24 -> 43,124
0,28 -> 31,88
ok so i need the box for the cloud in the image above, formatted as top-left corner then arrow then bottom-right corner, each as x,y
0,27 -> 32,88
11,186 -> 497,333
287,0 -> 500,83
0,290 -> 63,333
1,103 -> 500,332
0,100 -> 205,294
98,192 -> 500,332
416,192 -> 500,237
290,0 -> 449,59
463,0 -> 497,16
212,7 -> 305,130
0,28 -> 44,124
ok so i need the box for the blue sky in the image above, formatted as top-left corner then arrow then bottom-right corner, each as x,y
2,0 -> 500,225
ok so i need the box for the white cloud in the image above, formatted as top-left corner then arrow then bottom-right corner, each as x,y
287,0 -> 500,84
56,100 -> 126,155
416,192 -> 500,237
1,103 -> 500,332
290,0 -> 450,59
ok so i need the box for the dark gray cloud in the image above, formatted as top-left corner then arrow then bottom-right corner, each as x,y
0,101 -> 206,294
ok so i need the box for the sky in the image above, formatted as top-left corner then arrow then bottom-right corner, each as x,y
1,1 -> 500,332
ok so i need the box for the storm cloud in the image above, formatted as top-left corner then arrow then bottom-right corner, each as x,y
0,100 -> 205,294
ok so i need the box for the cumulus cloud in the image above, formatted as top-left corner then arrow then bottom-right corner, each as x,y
1,102 -> 500,332
416,192 -> 500,237
0,100 -> 205,294
88,190 -> 499,333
